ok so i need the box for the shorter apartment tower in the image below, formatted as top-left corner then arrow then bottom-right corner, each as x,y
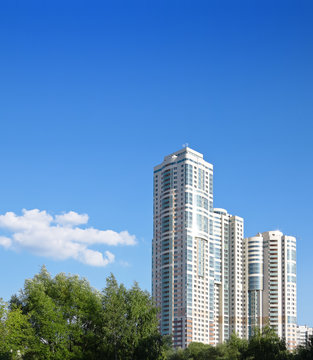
297,325 -> 313,347
213,209 -> 246,342
245,231 -> 297,350
228,214 -> 247,339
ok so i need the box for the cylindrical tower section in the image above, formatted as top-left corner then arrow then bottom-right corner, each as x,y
246,233 -> 263,337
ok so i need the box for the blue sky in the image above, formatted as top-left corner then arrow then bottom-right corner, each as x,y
0,1 -> 312,326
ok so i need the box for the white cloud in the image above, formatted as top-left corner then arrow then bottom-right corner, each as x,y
0,236 -> 11,248
119,260 -> 131,267
55,211 -> 89,227
0,209 -> 136,267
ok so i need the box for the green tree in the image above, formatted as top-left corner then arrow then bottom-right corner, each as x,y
11,266 -> 104,360
245,326 -> 291,360
102,274 -> 168,360
186,342 -> 208,359
295,337 -> 313,360
224,332 -> 248,360
0,300 -> 38,360
166,328 -> 295,360
0,300 -> 10,360
166,348 -> 188,360
101,274 -> 129,359
184,341 -> 227,360
3,267 -> 169,359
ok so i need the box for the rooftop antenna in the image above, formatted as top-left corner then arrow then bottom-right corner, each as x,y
182,143 -> 189,148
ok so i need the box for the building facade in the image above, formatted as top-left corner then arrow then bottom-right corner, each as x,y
152,148 -> 297,350
213,209 -> 246,342
246,231 -> 297,350
297,325 -> 313,347
246,233 -> 264,337
152,148 -> 246,348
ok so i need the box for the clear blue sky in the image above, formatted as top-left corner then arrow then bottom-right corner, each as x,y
0,1 -> 312,326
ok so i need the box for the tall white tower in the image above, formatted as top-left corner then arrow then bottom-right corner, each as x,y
152,147 -> 214,348
152,148 -> 246,348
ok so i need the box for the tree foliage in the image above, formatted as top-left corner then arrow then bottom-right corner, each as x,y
1,267 -> 312,360
245,327 -> 291,360
294,337 -> 313,360
0,299 -> 37,359
101,274 -> 168,360
1,266 -> 168,360
167,327 -> 304,360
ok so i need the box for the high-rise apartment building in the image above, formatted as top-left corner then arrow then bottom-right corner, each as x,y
297,325 -> 313,347
152,148 -> 297,350
213,209 -> 246,341
152,148 -> 245,348
245,231 -> 297,350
